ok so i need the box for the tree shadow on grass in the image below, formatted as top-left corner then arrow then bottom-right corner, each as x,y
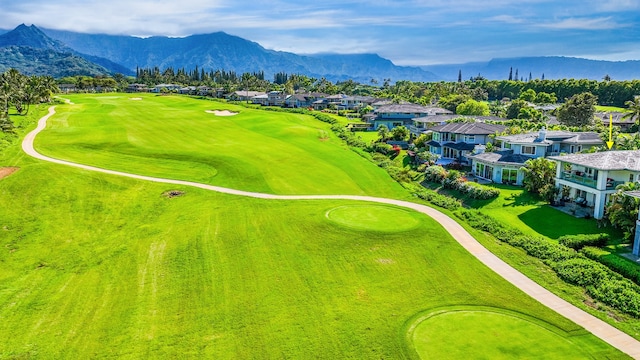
518,206 -> 621,239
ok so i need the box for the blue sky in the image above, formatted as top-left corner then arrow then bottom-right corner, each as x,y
1,0 -> 639,65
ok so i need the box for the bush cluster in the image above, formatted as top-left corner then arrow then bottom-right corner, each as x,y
424,165 -> 499,200
558,233 -> 609,250
457,209 -> 640,317
582,246 -> 640,286
402,183 -> 462,211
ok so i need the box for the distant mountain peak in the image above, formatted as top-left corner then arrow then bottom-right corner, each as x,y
0,24 -> 68,52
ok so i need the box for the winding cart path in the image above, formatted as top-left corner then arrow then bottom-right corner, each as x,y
23,106 -> 640,358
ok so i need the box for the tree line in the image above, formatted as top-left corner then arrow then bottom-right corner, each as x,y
1,69 -> 59,133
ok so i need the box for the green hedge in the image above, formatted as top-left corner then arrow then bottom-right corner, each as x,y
582,246 -> 640,286
558,233 -> 609,249
457,209 -> 640,318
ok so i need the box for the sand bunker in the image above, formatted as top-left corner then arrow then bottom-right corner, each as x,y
130,97 -> 143,101
0,167 -> 19,180
205,110 -> 238,116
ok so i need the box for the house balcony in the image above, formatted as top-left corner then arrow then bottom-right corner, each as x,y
560,171 -> 597,188
409,125 -> 427,135
560,172 -> 624,190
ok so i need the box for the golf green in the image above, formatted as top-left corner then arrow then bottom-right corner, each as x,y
409,307 -> 593,359
325,204 -> 422,232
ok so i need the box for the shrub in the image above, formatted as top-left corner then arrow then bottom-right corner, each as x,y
558,233 -> 609,250
554,257 -> 613,287
582,246 -> 640,286
457,181 -> 500,200
424,165 -> 447,183
403,183 -> 461,210
456,209 -> 640,318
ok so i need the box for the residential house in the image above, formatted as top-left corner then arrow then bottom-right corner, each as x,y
596,112 -> 637,132
409,112 -> 506,135
227,91 -> 266,102
267,91 -> 289,106
427,122 -> 506,165
469,129 -> 603,185
625,190 -> 640,256
370,104 -> 442,130
548,150 -> 640,220
337,96 -> 376,111
284,93 -> 327,108
152,84 -> 182,93
179,86 -> 197,94
126,83 -> 149,93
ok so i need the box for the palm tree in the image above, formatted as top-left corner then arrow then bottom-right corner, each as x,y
623,96 -> 640,134
606,182 -> 640,240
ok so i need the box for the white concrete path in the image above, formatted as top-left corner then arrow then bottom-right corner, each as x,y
22,106 -> 640,358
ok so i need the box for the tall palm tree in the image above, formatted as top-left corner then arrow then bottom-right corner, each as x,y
623,96 -> 640,134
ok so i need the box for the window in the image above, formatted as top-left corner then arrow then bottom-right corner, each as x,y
502,168 -> 518,184
503,142 -> 511,149
631,174 -> 635,183
521,146 -> 536,155
466,135 -> 475,143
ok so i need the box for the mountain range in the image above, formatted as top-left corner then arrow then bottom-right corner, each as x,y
1,24 -> 640,82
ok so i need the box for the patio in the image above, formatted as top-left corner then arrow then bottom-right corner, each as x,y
550,200 -> 595,219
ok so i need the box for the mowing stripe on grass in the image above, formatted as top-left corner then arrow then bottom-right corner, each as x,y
22,106 -> 640,359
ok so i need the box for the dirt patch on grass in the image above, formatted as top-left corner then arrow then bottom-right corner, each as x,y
377,258 -> 395,264
0,167 -> 19,180
205,110 -> 238,116
130,97 -> 143,101
162,190 -> 185,198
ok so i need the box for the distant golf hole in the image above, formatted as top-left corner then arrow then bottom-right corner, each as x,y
325,205 -> 421,232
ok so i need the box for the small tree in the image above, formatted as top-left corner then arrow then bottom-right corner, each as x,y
390,125 -> 410,141
377,124 -> 389,142
521,157 -> 557,202
557,92 -> 597,127
456,99 -> 490,116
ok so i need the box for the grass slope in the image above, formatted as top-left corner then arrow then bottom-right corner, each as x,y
36,94 -> 406,197
0,98 -> 628,358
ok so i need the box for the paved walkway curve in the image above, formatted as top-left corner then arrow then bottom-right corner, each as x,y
23,106 -> 640,358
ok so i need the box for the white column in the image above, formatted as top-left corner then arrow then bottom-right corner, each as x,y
593,192 -> 606,219
634,210 -> 640,256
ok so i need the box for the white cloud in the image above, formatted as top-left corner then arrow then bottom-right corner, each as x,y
537,16 -> 622,30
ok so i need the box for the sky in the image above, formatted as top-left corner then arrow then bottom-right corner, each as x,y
1,0 -> 639,66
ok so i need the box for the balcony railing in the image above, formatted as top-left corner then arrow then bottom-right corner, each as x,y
560,172 -> 624,189
560,172 -> 597,188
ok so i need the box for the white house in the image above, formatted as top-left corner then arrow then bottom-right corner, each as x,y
548,150 -> 640,219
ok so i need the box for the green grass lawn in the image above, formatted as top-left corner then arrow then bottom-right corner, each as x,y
596,105 -> 630,113
409,306 -> 606,359
435,183 -> 623,241
36,94 -> 406,197
0,96 -> 630,358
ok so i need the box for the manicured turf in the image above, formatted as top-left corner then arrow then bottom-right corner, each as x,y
410,307 -> 602,359
0,97 -> 629,358
36,94 -> 406,197
325,204 -> 422,232
460,184 -> 622,240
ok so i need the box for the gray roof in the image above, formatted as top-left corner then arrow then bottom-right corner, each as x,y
413,115 -> 506,123
548,150 -> 640,171
375,103 -> 436,114
497,130 -> 603,145
469,149 -> 534,165
595,112 -> 636,124
430,122 -> 506,135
